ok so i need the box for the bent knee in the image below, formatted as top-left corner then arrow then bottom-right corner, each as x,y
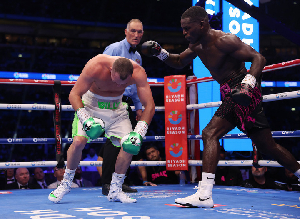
202,127 -> 215,141
202,126 -> 225,142
71,136 -> 88,149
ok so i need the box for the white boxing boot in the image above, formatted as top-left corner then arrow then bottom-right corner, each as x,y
48,168 -> 75,203
175,172 -> 214,208
107,173 -> 137,203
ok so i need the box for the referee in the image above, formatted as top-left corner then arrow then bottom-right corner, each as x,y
96,19 -> 144,195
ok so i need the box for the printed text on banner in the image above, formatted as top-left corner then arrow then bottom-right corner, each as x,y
164,75 -> 188,171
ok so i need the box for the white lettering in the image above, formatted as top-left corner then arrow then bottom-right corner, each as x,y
229,20 -> 240,34
73,207 -> 109,211
15,210 -> 59,214
88,211 -> 128,216
244,0 -> 253,6
242,13 -> 251,20
242,38 -> 253,46
206,0 -> 215,6
229,7 -> 240,18
206,9 -> 215,15
30,214 -> 75,219
123,217 -> 150,219
242,23 -> 253,35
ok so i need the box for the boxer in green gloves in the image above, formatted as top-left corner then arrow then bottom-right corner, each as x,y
48,55 -> 155,204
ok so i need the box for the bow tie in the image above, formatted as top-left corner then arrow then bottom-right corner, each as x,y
129,47 -> 137,53
20,185 -> 28,189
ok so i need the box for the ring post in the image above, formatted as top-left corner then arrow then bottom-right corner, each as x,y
187,76 -> 201,182
252,143 -> 262,168
53,80 -> 64,168
164,75 -> 188,171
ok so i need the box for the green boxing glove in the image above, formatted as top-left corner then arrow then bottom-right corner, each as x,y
83,117 -> 105,139
121,121 -> 148,155
77,108 -> 105,139
121,132 -> 143,155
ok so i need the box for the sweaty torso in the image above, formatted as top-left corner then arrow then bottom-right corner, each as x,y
88,56 -> 134,97
189,30 -> 247,84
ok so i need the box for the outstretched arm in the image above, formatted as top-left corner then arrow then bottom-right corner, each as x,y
164,48 -> 198,69
141,40 -> 197,69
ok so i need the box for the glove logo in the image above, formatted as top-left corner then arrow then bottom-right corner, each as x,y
167,79 -> 181,93
130,137 -> 140,146
84,121 -> 93,131
168,111 -> 182,125
169,143 -> 183,157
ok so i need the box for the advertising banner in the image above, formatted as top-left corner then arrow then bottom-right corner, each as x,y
164,75 -> 188,171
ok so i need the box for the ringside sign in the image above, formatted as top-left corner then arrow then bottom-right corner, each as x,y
164,75 -> 188,171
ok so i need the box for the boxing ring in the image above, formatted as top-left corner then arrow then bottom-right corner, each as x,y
1,59 -> 300,219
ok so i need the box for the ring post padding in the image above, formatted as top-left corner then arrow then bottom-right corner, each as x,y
252,143 -> 262,168
164,75 -> 188,171
53,80 -> 64,168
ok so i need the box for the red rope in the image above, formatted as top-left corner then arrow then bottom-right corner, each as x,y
1,59 -> 299,86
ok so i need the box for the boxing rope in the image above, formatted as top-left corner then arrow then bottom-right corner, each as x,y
0,89 -> 299,111
1,160 -> 299,168
1,59 -> 300,169
0,130 -> 299,144
1,59 -> 299,86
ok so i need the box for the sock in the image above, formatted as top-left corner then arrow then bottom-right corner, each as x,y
110,172 -> 126,192
202,172 -> 215,184
294,169 -> 300,178
63,168 -> 75,185
199,172 -> 215,198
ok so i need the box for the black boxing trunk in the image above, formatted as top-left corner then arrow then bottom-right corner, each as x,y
215,73 -> 270,134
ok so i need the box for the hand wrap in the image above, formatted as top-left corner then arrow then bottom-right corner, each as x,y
121,121 -> 148,155
231,74 -> 256,106
77,108 -> 105,139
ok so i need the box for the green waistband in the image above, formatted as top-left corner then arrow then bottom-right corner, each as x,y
98,101 -> 120,109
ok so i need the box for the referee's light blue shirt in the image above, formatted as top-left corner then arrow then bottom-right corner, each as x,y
103,38 -> 143,111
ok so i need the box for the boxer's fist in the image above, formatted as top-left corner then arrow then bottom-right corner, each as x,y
77,108 -> 105,139
121,132 -> 143,155
141,40 -> 169,61
231,83 -> 253,107
83,117 -> 105,139
141,41 -> 162,57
